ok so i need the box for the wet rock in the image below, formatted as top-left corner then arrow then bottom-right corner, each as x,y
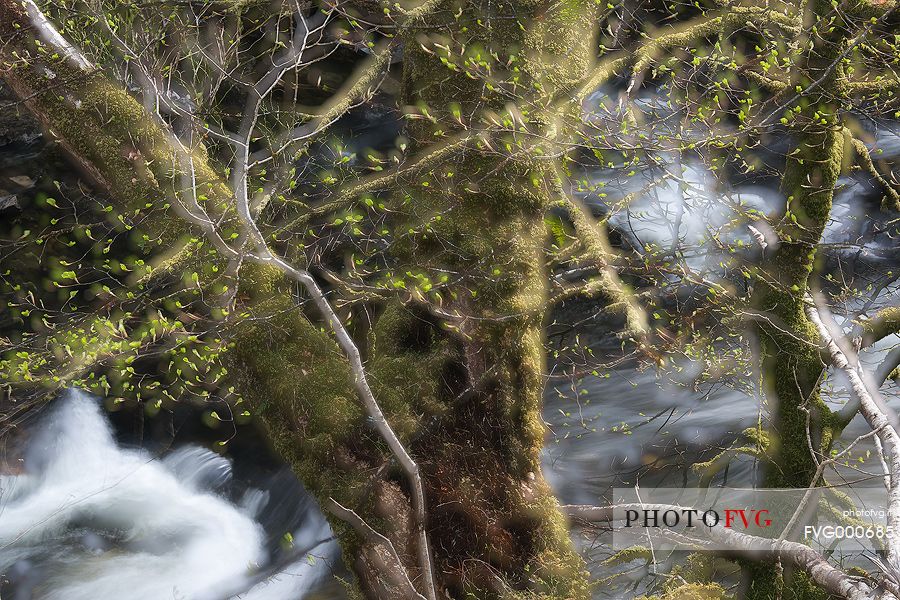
7,175 -> 34,189
0,194 -> 18,211
0,83 -> 41,148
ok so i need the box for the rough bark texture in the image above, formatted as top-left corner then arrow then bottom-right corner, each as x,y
746,2 -> 852,598
0,3 -> 418,596
227,3 -> 603,597
240,1 -> 600,596
378,1 -> 599,596
751,0 -> 848,491
1,0 -> 598,597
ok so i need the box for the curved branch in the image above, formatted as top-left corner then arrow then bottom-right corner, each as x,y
860,307 -> 900,347
230,149 -> 438,600
555,192 -> 648,337
256,40 -> 394,163
808,298 -> 900,565
849,133 -> 900,212
279,130 -> 474,234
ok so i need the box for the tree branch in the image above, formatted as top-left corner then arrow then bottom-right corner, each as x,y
849,133 -> 900,212
808,297 -> 900,565
324,498 -> 428,600
554,192 -> 648,337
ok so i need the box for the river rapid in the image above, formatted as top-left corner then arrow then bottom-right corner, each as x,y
0,390 -> 345,600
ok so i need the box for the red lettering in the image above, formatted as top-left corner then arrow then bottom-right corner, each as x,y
724,509 -> 749,528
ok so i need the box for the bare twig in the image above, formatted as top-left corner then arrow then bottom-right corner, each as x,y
324,498 -> 428,600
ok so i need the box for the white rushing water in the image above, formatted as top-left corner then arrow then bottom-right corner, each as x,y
0,390 -> 337,600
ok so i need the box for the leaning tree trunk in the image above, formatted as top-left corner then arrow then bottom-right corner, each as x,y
746,1 -> 850,597
374,2 -> 599,597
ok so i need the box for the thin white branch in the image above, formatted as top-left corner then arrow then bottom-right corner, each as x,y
236,207 -> 438,600
219,18 -> 437,592
808,296 -> 900,567
324,498 -> 428,600
22,0 -> 93,71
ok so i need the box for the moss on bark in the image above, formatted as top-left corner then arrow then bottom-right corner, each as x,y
363,1 -> 601,597
0,1 -> 236,287
746,2 -> 856,597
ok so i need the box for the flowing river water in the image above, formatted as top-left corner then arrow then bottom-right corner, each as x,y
0,391 -> 347,600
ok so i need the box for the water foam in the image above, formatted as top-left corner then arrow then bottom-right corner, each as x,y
0,390 -> 333,600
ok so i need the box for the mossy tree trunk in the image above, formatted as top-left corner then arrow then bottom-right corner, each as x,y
373,1 -> 600,597
1,0 -> 599,598
8,0 -> 900,597
746,1 -> 852,597
239,1 -> 601,596
752,96 -> 844,489
751,0 -> 851,491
